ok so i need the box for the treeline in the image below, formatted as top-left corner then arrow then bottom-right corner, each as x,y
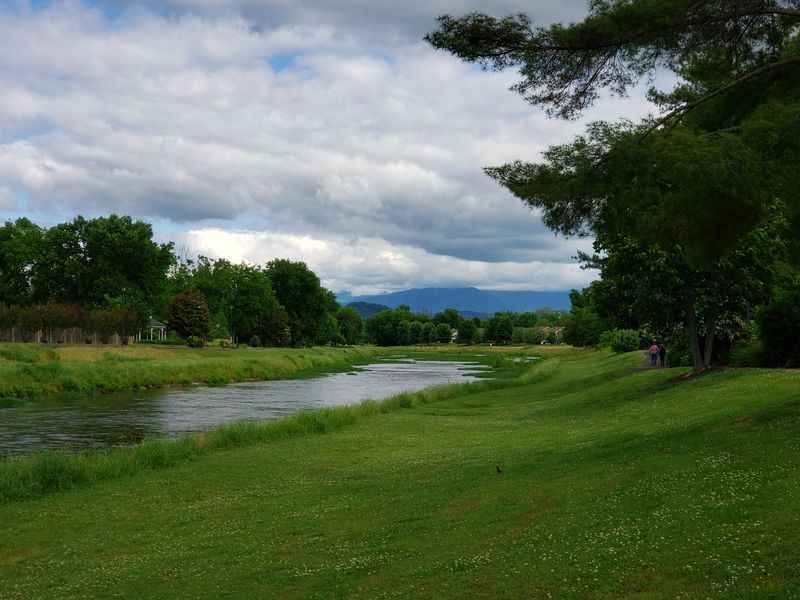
0,215 -> 359,347
363,306 -> 562,346
0,304 -> 139,344
0,215 -> 569,348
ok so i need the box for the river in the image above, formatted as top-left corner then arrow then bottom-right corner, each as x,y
0,359 -> 488,455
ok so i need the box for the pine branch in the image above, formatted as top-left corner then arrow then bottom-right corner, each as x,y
640,55 -> 800,142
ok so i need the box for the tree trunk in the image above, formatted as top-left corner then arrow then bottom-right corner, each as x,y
703,333 -> 715,369
686,302 -> 704,370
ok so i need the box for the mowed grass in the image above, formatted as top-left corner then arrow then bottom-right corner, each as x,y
1,350 -> 800,599
0,343 -> 381,401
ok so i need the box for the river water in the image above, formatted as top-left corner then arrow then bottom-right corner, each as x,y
0,359 -> 488,455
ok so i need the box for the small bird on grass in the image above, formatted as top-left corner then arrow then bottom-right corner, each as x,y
496,465 -> 503,475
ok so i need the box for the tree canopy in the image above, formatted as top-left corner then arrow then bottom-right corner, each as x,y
428,0 -> 800,368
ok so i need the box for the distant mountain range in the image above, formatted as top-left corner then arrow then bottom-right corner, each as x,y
346,302 -> 391,318
338,287 -> 571,315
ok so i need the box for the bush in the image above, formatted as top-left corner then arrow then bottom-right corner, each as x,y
512,327 -> 544,345
602,329 -> 641,353
248,335 -> 262,348
186,336 -> 205,348
562,308 -> 605,347
729,340 -> 764,367
758,287 -> 800,367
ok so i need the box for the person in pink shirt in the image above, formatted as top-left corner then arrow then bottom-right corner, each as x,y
649,341 -> 660,367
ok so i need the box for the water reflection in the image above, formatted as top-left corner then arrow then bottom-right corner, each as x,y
0,360 -> 488,455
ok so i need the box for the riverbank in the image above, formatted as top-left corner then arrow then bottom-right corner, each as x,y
0,346 -> 545,501
2,349 -> 799,598
0,343 -> 385,402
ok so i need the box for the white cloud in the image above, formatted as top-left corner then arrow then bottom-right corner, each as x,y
184,227 -> 596,295
0,1 -> 656,291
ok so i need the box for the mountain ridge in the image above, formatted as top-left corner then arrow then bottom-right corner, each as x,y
338,287 -> 570,314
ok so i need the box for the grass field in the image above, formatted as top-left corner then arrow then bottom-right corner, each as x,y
0,343 -> 382,402
1,349 -> 799,598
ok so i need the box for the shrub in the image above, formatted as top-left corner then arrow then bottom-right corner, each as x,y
249,335 -> 262,348
729,340 -> 764,367
562,308 -> 605,347
602,329 -> 641,353
186,336 -> 205,348
758,287 -> 800,367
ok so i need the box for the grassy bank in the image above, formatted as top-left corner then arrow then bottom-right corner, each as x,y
0,343 -> 383,401
0,347 -> 548,503
2,350 -> 799,598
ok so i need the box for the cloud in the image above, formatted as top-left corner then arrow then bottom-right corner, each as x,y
0,1 -> 656,291
103,0 -> 591,45
0,186 -> 15,210
184,227 -> 597,294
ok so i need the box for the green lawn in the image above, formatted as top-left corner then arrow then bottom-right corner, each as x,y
1,349 -> 799,599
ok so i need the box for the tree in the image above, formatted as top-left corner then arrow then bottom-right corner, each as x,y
563,308 -> 606,347
433,308 -> 463,330
167,290 -> 212,342
337,307 -> 363,345
409,320 -> 425,344
580,220 -> 787,365
422,322 -> 436,344
229,267 -> 289,347
265,259 -> 328,346
435,323 -> 453,344
457,319 -> 479,344
366,310 -> 402,346
485,312 -> 514,344
0,218 -> 43,306
427,2 -> 800,368
31,215 -> 174,314
318,313 -> 342,346
514,312 -> 538,327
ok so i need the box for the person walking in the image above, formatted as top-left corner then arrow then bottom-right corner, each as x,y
649,340 -> 659,367
658,342 -> 667,368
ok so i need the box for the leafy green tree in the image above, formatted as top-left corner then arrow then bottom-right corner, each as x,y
397,320 -> 413,345
428,2 -> 800,367
457,319 -> 479,345
366,310 -> 402,346
167,290 -> 212,342
513,312 -> 538,327
229,267 -> 289,347
433,308 -> 463,330
336,307 -> 363,345
409,320 -> 425,344
31,215 -> 174,314
318,313 -> 342,346
265,259 -> 328,346
485,313 -> 514,344
422,322 -> 436,344
435,323 -> 452,344
564,308 -> 607,346
0,218 -> 43,306
581,221 -> 787,366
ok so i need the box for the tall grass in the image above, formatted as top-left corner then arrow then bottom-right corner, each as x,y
0,345 -> 378,400
0,357 -> 557,504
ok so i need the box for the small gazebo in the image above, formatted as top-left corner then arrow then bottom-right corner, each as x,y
140,318 -> 167,342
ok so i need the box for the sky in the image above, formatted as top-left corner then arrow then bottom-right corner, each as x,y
0,0 -> 656,294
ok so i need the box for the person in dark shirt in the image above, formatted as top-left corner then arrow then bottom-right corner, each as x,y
658,343 -> 667,367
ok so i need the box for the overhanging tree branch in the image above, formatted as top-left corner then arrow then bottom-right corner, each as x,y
640,55 -> 800,141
